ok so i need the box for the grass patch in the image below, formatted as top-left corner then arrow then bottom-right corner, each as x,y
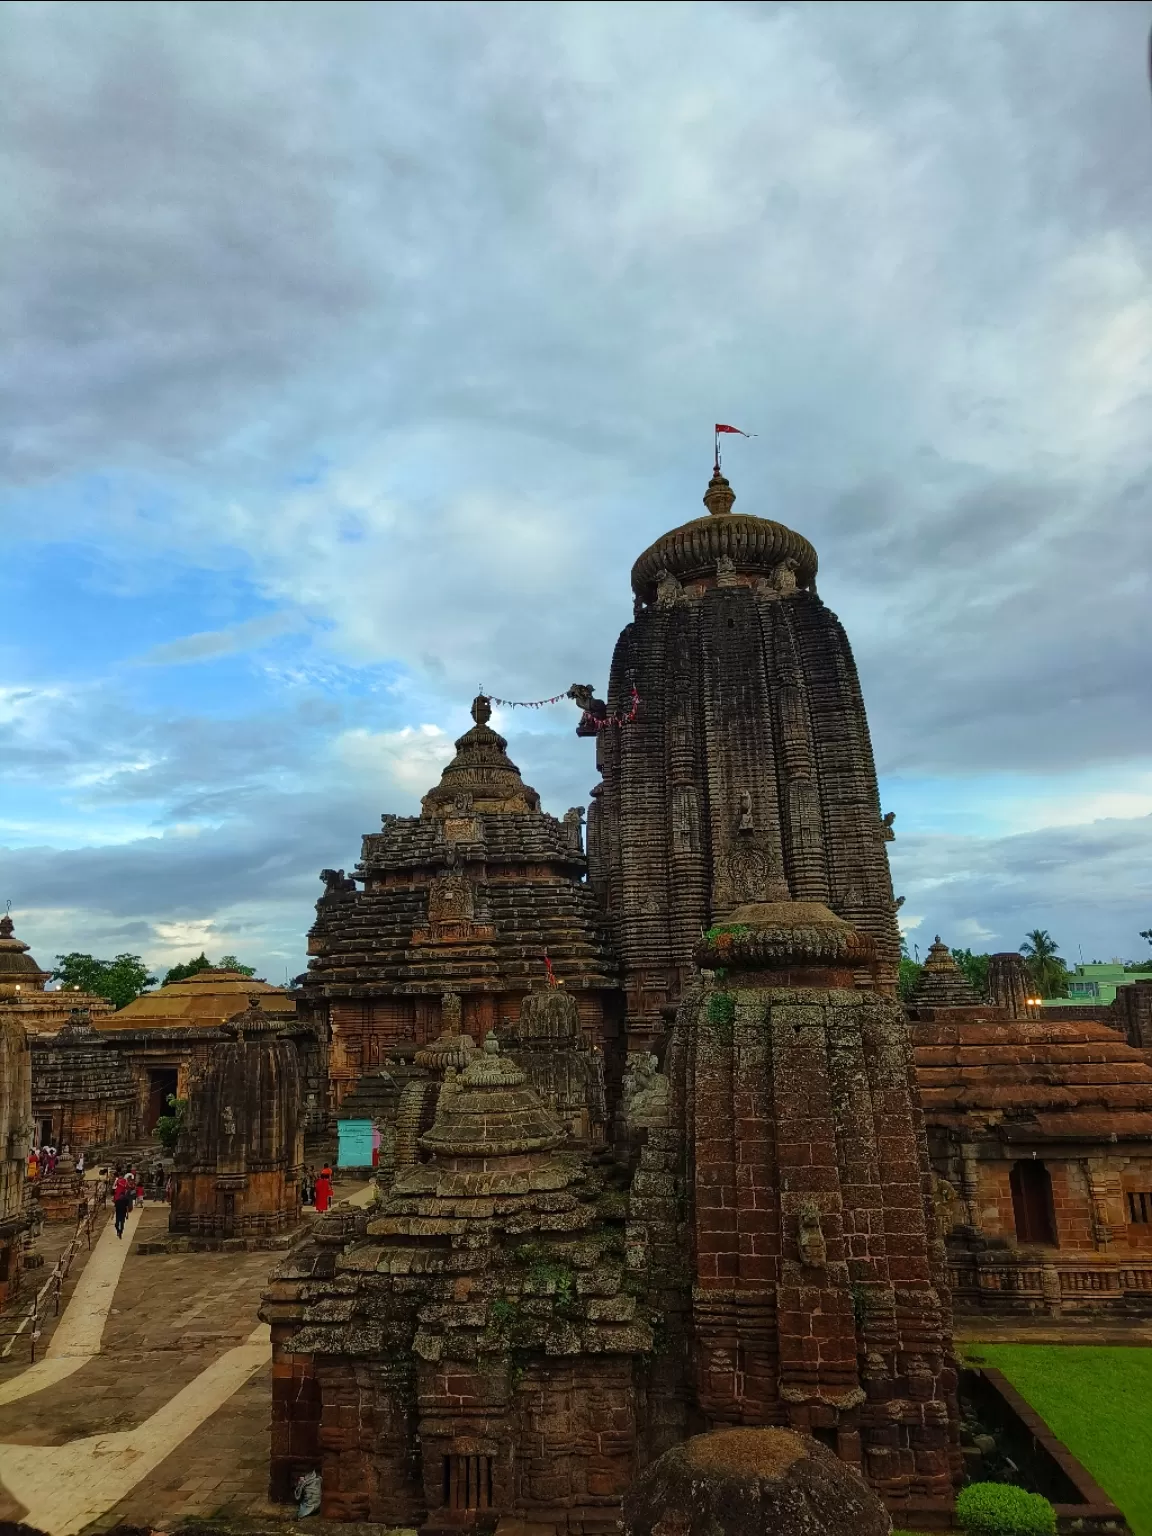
970,1344 -> 1152,1536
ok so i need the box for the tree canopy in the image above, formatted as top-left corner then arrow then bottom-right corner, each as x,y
1020,929 -> 1069,998
51,952 -> 156,1010
951,948 -> 990,998
162,951 -> 257,985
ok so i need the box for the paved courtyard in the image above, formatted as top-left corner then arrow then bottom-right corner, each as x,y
0,1187 -> 372,1536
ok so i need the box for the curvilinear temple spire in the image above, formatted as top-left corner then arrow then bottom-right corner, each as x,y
585,468 -> 902,1049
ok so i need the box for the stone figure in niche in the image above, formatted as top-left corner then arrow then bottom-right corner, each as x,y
428,871 -> 474,924
655,567 -> 683,608
930,1174 -> 959,1235
737,790 -> 755,833
770,556 -> 799,594
715,554 -> 738,586
623,1053 -> 670,1130
753,575 -> 779,599
563,806 -> 586,852
222,1105 -> 237,1139
720,844 -> 770,905
881,811 -> 896,841
453,791 -> 475,815
320,868 -> 356,894
797,1201 -> 827,1268
671,784 -> 700,855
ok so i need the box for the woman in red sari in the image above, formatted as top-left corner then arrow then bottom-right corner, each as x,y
313,1165 -> 333,1213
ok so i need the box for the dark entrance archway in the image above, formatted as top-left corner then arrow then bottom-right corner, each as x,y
1010,1158 -> 1058,1246
146,1067 -> 179,1132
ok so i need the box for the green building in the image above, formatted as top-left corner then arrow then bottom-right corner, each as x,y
1043,961 -> 1152,1009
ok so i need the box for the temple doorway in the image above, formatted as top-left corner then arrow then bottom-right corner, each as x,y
146,1067 -> 179,1132
1010,1159 -> 1058,1246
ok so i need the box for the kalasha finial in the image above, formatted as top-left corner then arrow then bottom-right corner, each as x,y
703,468 -> 736,516
471,694 -> 492,726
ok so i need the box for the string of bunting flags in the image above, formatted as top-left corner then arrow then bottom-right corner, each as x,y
483,690 -> 569,708
480,683 -> 642,731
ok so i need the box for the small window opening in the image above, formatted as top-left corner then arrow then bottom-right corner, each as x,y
1127,1191 -> 1152,1224
443,1454 -> 494,1511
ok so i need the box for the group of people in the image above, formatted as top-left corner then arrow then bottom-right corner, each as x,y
300,1164 -> 333,1213
26,1145 -> 86,1179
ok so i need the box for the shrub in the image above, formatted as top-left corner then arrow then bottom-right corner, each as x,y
956,1482 -> 1056,1536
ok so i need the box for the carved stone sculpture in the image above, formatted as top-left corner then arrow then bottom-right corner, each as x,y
655,567 -> 683,607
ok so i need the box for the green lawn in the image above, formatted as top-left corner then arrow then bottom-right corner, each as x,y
963,1344 -> 1152,1536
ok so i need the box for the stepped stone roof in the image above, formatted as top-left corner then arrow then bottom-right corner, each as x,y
103,969 -> 296,1030
304,696 -> 617,998
909,936 -> 981,1009
912,1015 -> 1152,1141
31,1023 -> 136,1105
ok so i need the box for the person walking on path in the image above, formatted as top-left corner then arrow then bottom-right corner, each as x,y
112,1173 -> 132,1238
313,1165 -> 333,1214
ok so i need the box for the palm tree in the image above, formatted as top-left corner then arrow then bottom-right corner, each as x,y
1020,929 -> 1068,999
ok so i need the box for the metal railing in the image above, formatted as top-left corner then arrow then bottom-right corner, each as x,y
0,1179 -> 109,1364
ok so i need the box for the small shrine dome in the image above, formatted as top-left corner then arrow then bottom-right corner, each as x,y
0,914 -> 52,995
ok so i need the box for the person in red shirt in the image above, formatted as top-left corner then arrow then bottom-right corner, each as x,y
112,1172 -> 132,1238
313,1165 -> 333,1214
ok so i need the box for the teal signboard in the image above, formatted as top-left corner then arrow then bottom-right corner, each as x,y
337,1118 -> 375,1168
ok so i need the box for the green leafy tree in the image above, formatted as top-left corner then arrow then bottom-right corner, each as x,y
51,952 -> 156,1010
1020,929 -> 1068,999
162,952 -> 256,984
217,954 -> 256,976
950,948 -> 991,998
162,952 -> 212,985
154,1095 -> 188,1153
898,933 -> 922,1002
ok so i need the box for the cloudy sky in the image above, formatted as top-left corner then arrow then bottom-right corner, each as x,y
3,0 -> 1151,984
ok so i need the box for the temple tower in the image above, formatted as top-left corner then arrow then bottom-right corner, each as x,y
583,470 -> 901,1052
639,902 -> 960,1514
169,998 -> 303,1242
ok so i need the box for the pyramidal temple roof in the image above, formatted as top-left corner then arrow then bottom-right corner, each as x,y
420,694 -> 541,816
909,937 -> 981,1009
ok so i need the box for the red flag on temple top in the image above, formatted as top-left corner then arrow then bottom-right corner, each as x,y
543,953 -> 560,988
714,423 -> 755,471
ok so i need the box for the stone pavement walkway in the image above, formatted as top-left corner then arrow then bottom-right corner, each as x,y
0,1204 -> 143,1408
0,1185 -> 375,1535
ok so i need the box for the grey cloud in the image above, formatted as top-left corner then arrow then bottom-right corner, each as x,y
136,612 -> 304,666
3,0 -> 1151,961
891,813 -> 1152,961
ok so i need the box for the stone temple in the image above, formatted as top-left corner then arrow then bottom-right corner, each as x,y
267,468 -> 960,1527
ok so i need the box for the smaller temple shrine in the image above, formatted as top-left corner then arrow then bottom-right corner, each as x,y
169,997 -> 304,1245
301,694 -> 621,1112
910,938 -> 1152,1314
31,1012 -> 136,1151
263,1034 -> 647,1523
0,913 -> 113,1036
